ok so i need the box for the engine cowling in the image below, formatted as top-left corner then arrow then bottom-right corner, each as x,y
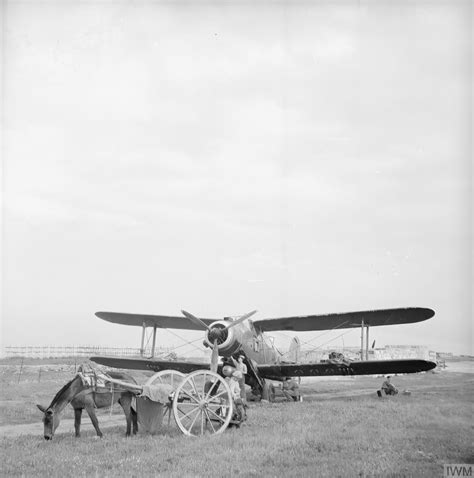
204,321 -> 242,357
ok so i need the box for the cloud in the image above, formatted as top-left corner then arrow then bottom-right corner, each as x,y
2,2 -> 471,354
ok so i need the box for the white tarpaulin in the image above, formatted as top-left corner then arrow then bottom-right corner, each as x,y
136,384 -> 174,434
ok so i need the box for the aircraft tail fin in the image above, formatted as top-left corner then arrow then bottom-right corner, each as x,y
288,336 -> 301,363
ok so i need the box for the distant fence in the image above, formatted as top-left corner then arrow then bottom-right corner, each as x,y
4,345 -> 173,359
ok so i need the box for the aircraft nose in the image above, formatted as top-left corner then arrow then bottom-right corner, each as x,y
208,328 -> 219,341
208,326 -> 227,344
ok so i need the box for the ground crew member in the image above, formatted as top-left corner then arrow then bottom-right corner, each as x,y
282,377 -> 300,402
230,371 -> 246,421
381,376 -> 398,396
232,355 -> 248,404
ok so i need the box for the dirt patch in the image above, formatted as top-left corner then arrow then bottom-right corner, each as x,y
0,414 -> 127,438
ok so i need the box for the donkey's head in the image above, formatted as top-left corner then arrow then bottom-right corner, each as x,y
37,404 -> 61,440
36,374 -> 85,440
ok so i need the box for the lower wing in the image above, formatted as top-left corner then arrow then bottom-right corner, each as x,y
90,356 -> 213,374
257,359 -> 436,380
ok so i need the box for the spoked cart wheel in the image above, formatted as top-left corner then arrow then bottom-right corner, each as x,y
144,370 -> 186,426
172,370 -> 233,436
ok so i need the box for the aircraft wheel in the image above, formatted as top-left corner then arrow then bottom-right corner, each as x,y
172,370 -> 233,436
144,370 -> 186,425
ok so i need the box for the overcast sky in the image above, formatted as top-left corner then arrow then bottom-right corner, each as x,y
2,1 -> 471,357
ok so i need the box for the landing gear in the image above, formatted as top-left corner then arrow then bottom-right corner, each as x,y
261,380 -> 271,401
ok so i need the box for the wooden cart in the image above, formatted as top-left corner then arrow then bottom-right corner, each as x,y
105,368 -> 242,437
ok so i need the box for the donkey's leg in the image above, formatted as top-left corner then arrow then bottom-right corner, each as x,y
122,394 -> 138,436
131,405 -> 138,435
74,408 -> 83,437
85,404 -> 103,438
118,395 -> 133,437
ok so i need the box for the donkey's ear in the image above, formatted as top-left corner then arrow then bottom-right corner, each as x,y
37,404 -> 47,413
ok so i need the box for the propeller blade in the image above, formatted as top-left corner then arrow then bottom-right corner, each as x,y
226,310 -> 258,329
372,340 -> 376,349
210,339 -> 219,373
181,310 -> 210,331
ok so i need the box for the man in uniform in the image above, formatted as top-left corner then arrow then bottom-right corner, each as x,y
282,377 -> 300,402
381,376 -> 398,396
229,371 -> 246,421
232,355 -> 248,404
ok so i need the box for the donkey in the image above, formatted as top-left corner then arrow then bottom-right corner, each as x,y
37,372 -> 138,440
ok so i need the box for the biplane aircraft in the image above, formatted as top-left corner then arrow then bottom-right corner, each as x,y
90,307 -> 436,400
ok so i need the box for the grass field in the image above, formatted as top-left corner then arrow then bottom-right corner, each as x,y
1,358 -> 473,477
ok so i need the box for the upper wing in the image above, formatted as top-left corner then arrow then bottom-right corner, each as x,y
253,307 -> 435,332
95,311 -> 216,330
90,356 -> 214,374
257,359 -> 436,379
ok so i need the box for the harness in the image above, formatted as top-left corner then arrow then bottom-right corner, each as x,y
77,363 -> 122,412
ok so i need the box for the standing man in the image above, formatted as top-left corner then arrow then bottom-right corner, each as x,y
229,371 -> 246,421
232,354 -> 248,404
229,371 -> 242,400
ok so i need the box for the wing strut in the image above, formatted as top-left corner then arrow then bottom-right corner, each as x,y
151,326 -> 157,358
140,322 -> 146,357
366,324 -> 369,360
360,320 -> 370,361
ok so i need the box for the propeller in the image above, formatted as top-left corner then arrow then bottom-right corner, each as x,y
372,340 -> 376,349
181,309 -> 257,331
226,310 -> 258,329
180,308 -> 257,376
210,340 -> 219,373
181,310 -> 211,331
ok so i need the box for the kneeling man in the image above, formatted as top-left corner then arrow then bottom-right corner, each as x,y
381,376 -> 398,396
